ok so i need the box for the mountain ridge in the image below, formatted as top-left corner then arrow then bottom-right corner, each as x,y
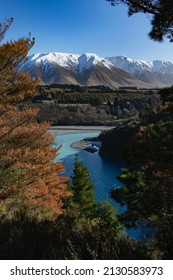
19,52 -> 173,88
106,55 -> 173,87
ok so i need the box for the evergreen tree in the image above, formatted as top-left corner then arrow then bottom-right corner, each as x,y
111,119 -> 173,259
70,156 -> 96,218
0,19 -> 69,219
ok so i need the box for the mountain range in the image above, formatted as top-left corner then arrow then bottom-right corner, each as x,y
19,52 -> 173,88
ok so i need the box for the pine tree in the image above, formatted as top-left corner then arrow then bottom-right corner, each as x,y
70,156 -> 96,218
0,19 -> 69,219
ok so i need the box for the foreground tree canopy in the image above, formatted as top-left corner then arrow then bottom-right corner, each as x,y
0,19 -> 69,219
110,83 -> 173,259
107,0 -> 173,42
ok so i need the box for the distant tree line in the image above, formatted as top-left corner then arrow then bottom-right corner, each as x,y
31,88 -> 160,125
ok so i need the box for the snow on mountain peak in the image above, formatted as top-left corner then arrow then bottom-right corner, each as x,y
106,56 -> 173,74
77,53 -> 112,72
32,52 -> 80,68
106,56 -> 153,74
25,52 -> 113,73
18,52 -> 173,88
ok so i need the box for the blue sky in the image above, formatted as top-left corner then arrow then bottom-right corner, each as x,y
1,0 -> 173,61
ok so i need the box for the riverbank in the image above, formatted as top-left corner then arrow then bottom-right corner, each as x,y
49,125 -> 114,136
49,125 -> 113,152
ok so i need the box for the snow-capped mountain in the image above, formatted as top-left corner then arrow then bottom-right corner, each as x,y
19,52 -> 173,88
23,52 -> 113,72
106,56 -> 153,74
19,52 -> 148,88
106,56 -> 173,86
